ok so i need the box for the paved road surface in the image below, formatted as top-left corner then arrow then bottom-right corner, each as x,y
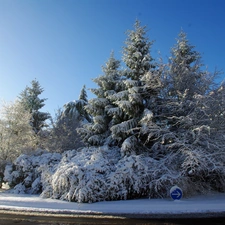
0,213 -> 224,225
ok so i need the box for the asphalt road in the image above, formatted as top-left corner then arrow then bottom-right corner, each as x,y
0,213 -> 225,225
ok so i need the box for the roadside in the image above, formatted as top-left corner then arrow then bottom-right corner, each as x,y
0,190 -> 225,219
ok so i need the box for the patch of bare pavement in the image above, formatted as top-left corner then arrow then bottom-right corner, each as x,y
0,207 -> 225,218
0,213 -> 224,225
0,209 -> 225,225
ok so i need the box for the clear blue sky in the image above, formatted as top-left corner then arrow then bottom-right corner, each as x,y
0,0 -> 225,116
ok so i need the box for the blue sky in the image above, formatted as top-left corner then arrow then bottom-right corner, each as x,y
0,0 -> 225,116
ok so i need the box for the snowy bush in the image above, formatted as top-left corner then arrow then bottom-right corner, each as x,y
42,146 -> 120,203
4,149 -> 61,194
4,140 -> 225,202
107,155 -> 151,200
147,134 -> 225,198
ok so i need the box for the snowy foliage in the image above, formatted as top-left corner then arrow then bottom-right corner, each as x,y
100,22 -> 151,152
5,142 -> 225,201
75,21 -> 225,201
206,83 -> 225,131
41,146 -> 121,203
4,149 -> 61,194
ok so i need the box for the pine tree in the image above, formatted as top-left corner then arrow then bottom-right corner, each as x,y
167,31 -> 212,100
62,85 -> 91,122
145,31 -> 225,198
18,79 -> 50,134
109,20 -> 159,155
78,52 -> 121,146
79,85 -> 88,102
123,20 -> 154,80
162,31 -> 217,132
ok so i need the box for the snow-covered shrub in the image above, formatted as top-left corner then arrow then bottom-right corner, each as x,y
147,133 -> 225,198
4,149 -> 61,194
42,146 -> 120,203
107,154 -> 151,200
180,144 -> 225,194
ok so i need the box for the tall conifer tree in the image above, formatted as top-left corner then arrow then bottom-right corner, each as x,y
109,21 -> 159,155
167,31 -> 212,100
19,79 -> 50,134
78,53 -> 121,146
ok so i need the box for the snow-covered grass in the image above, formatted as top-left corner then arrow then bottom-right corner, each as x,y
0,191 -> 225,218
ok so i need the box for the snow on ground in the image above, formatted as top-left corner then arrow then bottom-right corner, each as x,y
0,189 -> 225,218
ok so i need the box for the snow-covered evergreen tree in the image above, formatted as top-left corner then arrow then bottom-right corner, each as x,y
62,85 -> 91,123
78,52 -> 122,146
79,85 -> 88,102
123,20 -> 154,80
18,79 -> 50,134
166,31 -> 212,100
109,20 -> 160,155
160,31 -> 214,132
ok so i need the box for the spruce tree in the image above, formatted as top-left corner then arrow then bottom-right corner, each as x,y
62,85 -> 91,122
18,79 -> 50,134
167,31 -> 212,100
163,31 -> 217,132
109,20 -> 159,155
78,52 -> 121,146
79,85 -> 88,102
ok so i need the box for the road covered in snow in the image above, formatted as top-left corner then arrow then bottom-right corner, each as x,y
0,190 -> 225,219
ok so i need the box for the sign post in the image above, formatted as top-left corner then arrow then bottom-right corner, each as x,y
170,186 -> 183,200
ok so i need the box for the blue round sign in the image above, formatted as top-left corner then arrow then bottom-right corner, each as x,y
170,186 -> 183,200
